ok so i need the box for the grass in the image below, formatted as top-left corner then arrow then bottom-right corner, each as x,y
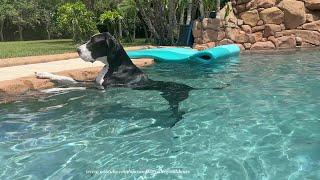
0,39 -> 76,59
121,38 -> 150,47
0,38 -> 149,59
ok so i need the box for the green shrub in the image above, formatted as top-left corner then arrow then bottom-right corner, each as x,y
56,2 -> 98,43
98,10 -> 122,36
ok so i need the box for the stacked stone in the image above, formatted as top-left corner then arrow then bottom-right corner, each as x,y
192,18 -> 226,50
193,0 -> 320,50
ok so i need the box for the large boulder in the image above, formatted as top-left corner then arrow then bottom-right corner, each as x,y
250,41 -> 276,50
257,20 -> 264,25
240,10 -> 260,26
243,43 -> 252,49
238,19 -> 244,26
248,34 -> 256,43
226,28 -> 239,40
193,44 -> 208,50
303,0 -> 320,10
193,21 -> 201,30
306,14 -> 315,22
241,25 -> 252,33
202,18 -> 221,30
276,36 -> 297,48
206,42 -> 216,48
194,37 -> 204,44
218,39 -> 235,45
246,1 -> 253,9
256,0 -> 276,8
203,29 -> 220,42
220,3 -> 237,23
236,4 -> 248,13
218,31 -> 226,41
260,7 -> 284,24
278,0 -> 306,29
227,28 -> 251,43
237,0 -> 251,5
234,33 -> 251,43
236,44 -> 245,51
302,20 -> 320,32
253,32 -> 263,41
306,13 -> 320,22
306,10 -> 320,22
252,25 -> 265,32
193,29 -> 202,39
301,42 -> 316,47
264,24 -> 282,37
275,30 -> 320,45
268,36 -> 278,44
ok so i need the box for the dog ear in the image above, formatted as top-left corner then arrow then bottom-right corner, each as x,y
102,32 -> 122,70
103,32 -> 120,55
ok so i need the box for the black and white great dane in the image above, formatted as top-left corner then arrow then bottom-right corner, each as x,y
36,32 -> 228,127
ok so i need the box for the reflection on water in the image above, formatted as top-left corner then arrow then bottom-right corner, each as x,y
0,50 -> 320,179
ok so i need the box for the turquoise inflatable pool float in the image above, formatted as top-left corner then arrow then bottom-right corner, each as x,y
127,44 -> 240,63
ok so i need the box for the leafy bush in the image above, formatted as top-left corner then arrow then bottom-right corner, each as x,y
97,10 -> 122,36
56,2 -> 97,43
99,10 -> 122,23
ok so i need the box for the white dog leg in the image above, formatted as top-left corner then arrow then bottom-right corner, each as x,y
35,72 -> 78,85
95,65 -> 109,86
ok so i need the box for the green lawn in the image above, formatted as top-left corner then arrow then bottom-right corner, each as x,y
0,38 -> 149,59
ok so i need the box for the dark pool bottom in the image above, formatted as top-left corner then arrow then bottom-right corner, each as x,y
0,50 -> 320,179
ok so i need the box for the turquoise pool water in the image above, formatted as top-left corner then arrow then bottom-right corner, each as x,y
1,50 -> 320,179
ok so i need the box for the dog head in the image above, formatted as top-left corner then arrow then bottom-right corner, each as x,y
77,32 -> 121,64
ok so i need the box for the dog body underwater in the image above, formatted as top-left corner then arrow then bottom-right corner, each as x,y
36,33 -> 227,127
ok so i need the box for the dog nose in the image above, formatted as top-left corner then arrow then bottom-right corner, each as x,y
77,48 -> 81,55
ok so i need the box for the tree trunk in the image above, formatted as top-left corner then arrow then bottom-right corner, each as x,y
47,29 -> 51,40
143,24 -> 149,42
179,7 -> 185,25
199,0 -> 205,18
18,25 -> 23,41
46,23 -> 51,40
0,18 -> 4,41
186,0 -> 193,25
118,20 -> 122,39
168,0 -> 178,44
216,0 -> 221,19
84,0 -> 94,10
133,13 -> 136,40
72,19 -> 76,42
135,0 -> 160,40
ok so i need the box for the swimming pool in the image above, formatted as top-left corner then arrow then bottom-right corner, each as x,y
1,49 -> 319,179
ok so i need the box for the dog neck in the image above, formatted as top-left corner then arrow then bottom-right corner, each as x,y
108,46 -> 137,70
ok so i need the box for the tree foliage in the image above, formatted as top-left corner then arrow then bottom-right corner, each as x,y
10,0 -> 40,40
99,10 -> 122,23
35,0 -> 63,40
0,0 -> 218,44
0,0 -> 15,41
56,2 -> 97,43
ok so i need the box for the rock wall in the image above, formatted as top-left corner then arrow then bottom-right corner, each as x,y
193,0 -> 320,50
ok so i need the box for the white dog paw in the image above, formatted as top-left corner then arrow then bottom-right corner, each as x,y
35,72 -> 54,79
96,77 -> 104,86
